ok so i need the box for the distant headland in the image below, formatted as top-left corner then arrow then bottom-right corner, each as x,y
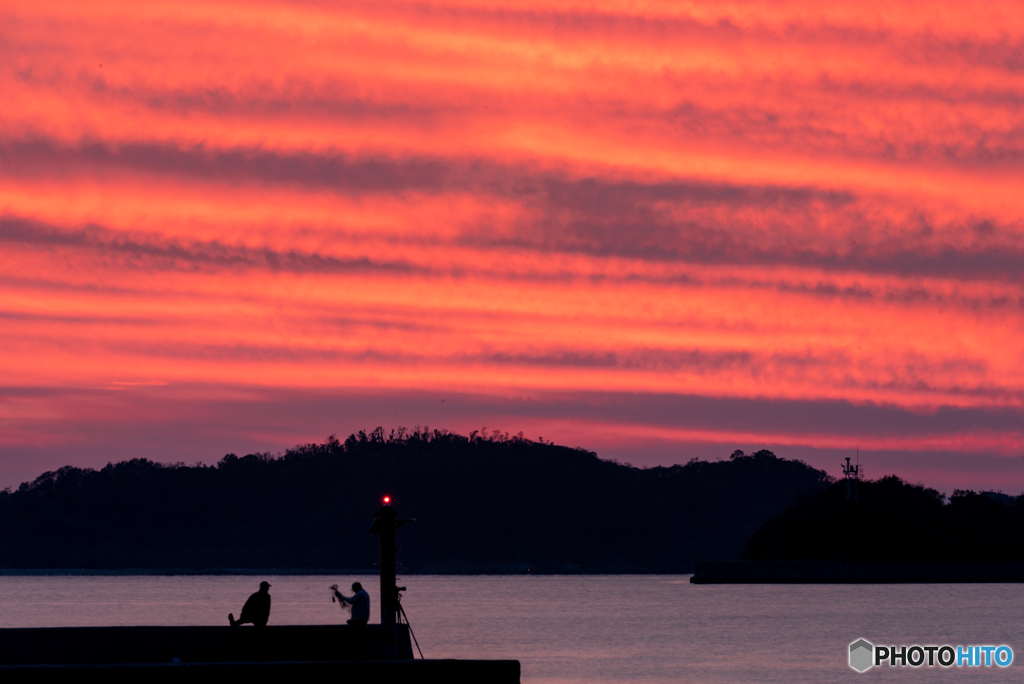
746,475 -> 1024,563
0,429 -> 830,573
692,475 -> 1024,583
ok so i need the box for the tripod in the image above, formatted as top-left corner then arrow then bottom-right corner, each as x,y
395,586 -> 424,659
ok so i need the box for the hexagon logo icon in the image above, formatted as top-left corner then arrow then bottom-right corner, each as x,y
849,639 -> 874,672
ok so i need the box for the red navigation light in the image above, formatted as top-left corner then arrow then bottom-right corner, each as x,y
383,496 -> 391,504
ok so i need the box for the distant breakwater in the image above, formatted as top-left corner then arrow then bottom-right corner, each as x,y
692,561 -> 1024,584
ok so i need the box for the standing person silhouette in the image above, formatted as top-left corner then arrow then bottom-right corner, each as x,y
332,581 -> 370,626
229,581 -> 271,627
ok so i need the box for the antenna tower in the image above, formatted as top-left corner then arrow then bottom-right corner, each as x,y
842,450 -> 861,502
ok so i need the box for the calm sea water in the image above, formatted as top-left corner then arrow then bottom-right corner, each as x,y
0,574 -> 1021,682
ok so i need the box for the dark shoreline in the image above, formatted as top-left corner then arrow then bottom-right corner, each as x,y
0,567 -> 695,576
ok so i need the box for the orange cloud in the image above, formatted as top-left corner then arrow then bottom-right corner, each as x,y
1,0 -> 1023,488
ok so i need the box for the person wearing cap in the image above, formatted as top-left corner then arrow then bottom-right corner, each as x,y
229,581 -> 272,627
331,582 -> 370,626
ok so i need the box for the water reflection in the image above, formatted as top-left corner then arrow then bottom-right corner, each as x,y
0,574 -> 1020,683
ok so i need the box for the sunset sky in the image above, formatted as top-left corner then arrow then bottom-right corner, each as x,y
2,0 -> 1023,491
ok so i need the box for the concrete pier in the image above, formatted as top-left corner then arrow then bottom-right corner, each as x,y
0,625 -> 520,682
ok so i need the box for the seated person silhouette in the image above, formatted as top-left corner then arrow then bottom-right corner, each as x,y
332,581 -> 370,626
229,581 -> 271,627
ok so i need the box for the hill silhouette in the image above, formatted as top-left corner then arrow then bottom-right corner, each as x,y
746,475 -> 1024,562
0,429 -> 831,572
